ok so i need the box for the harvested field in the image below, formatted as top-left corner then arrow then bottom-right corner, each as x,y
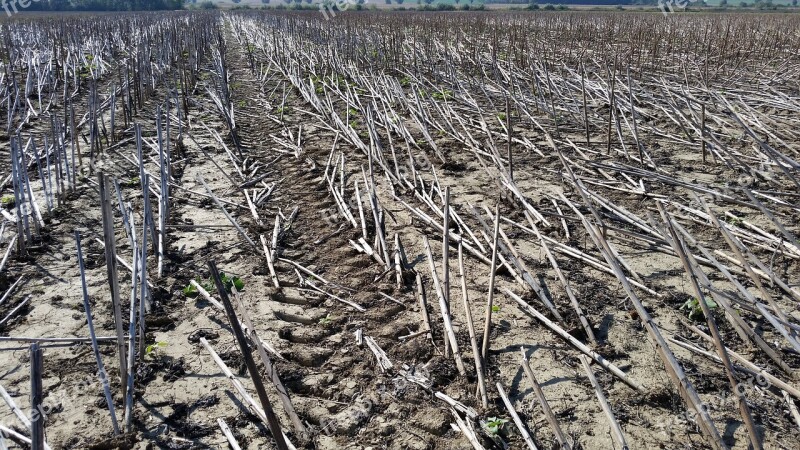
0,9 -> 799,450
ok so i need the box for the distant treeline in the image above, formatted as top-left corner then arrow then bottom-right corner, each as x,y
21,0 -> 184,11
484,0 -> 658,4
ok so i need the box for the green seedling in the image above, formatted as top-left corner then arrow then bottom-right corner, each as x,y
1,195 -> 15,208
431,89 -> 453,100
319,314 -> 333,326
184,273 -> 243,298
484,417 -> 508,436
497,113 -> 506,121
182,279 -> 210,298
683,296 -> 717,320
145,341 -> 168,358
491,305 -> 501,313
219,272 -> 245,292
724,214 -> 742,227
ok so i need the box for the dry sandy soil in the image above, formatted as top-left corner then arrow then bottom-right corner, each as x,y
1,10 -> 800,450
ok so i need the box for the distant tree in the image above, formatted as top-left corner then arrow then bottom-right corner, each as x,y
719,0 -> 727,5
739,1 -> 748,5
793,0 -> 798,6
424,0 -> 433,4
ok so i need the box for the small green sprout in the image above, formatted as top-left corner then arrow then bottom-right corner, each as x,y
219,272 -> 245,292
491,305 -> 501,313
724,214 -> 743,227
319,314 -> 333,326
184,273 -> 242,298
683,297 -> 718,320
484,416 -> 508,436
431,89 -> 453,101
1,195 -> 15,208
145,341 -> 167,358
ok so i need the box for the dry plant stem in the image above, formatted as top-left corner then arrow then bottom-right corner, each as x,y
506,96 -> 513,180
29,344 -> 43,450
207,261 -> 289,450
423,236 -> 466,375
784,391 -> 800,431
658,204 -> 762,450
507,288 -> 643,391
232,288 -> 305,437
702,201 -> 800,349
415,272 -> 434,342
451,410 -> 486,450
197,174 -> 257,249
98,172 -> 127,400
670,220 -> 793,375
667,336 -> 800,401
458,242 -> 487,408
606,60 -> 617,155
200,338 -> 296,450
481,204 -> 501,360
0,295 -> 31,328
394,233 -> 403,288
0,424 -> 31,446
520,349 -> 570,450
75,231 -> 120,435
524,211 -> 596,344
260,234 -> 280,288
580,221 -> 726,449
677,321 -> 800,399
0,236 -> 17,275
442,186 -> 452,357
0,381 -> 52,450
0,277 -> 23,309
435,391 -> 478,419
217,418 -> 242,450
124,231 -> 139,431
496,382 -> 538,450
0,337 -> 120,343
579,355 -> 629,450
